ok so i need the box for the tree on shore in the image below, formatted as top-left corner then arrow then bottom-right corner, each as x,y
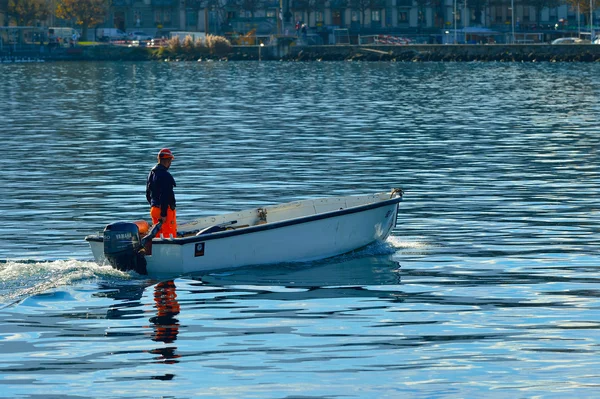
565,0 -> 594,25
55,0 -> 108,41
8,0 -> 50,26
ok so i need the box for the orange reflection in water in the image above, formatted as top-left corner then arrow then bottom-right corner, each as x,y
148,280 -> 181,363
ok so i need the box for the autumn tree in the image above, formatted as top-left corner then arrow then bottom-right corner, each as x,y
8,0 -> 50,26
55,0 -> 108,41
564,0 -> 592,24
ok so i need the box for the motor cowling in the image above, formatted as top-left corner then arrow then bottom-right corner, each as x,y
103,222 -> 147,274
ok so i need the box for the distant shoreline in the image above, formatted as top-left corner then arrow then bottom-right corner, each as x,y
4,44 -> 600,62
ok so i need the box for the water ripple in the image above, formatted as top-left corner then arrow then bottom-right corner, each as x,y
0,61 -> 599,397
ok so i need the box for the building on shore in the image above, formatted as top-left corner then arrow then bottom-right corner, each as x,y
0,0 -> 597,44
92,0 -> 598,44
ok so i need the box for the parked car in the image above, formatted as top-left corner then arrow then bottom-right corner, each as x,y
148,38 -> 168,47
128,40 -> 147,47
551,37 -> 590,44
49,27 -> 80,44
129,31 -> 152,41
97,28 -> 127,41
154,29 -> 177,39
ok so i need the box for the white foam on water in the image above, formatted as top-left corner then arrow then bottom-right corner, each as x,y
386,235 -> 434,249
0,259 -> 129,306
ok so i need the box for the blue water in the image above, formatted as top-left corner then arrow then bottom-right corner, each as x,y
1,61 -> 599,398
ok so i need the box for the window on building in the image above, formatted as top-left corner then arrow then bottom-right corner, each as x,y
155,9 -> 172,26
266,10 -> 276,18
397,0 -> 412,6
398,11 -> 408,23
495,6 -> 502,23
316,11 -> 323,22
351,10 -> 359,22
371,10 -> 381,22
523,6 -> 530,22
114,11 -> 125,31
332,10 -> 342,25
186,9 -> 197,26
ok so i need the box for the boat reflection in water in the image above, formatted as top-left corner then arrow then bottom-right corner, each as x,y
98,252 -> 402,378
197,252 -> 403,302
100,279 -> 182,369
148,280 -> 181,364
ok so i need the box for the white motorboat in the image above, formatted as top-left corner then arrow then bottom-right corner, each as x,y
85,189 -> 403,276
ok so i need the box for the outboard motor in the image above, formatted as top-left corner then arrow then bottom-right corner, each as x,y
103,222 -> 147,274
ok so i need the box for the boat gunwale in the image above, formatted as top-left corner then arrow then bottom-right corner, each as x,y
86,195 -> 402,246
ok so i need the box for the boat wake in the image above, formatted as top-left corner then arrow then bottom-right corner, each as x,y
0,259 -> 129,307
386,235 -> 436,250
1,238 -> 410,306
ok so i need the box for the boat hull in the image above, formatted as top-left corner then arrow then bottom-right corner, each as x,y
87,191 -> 402,276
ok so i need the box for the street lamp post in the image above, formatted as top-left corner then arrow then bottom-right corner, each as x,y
578,5 -> 581,36
213,6 -> 218,34
278,0 -> 283,36
204,7 -> 209,34
454,0 -> 457,43
511,0 -> 515,43
591,0 -> 594,41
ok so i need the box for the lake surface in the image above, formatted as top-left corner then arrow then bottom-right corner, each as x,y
1,61 -> 599,398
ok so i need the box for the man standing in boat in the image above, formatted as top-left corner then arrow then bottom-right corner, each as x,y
146,148 -> 177,238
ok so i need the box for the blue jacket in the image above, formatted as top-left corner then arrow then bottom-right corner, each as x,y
146,164 -> 176,217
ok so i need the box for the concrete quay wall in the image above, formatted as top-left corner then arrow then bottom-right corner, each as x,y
6,43 -> 600,62
280,44 -> 600,62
